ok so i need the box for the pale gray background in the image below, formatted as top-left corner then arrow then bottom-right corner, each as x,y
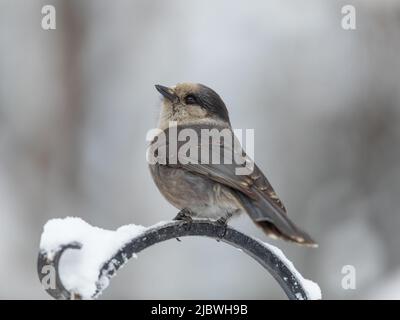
0,0 -> 399,299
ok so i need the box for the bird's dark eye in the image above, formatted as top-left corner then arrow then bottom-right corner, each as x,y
185,95 -> 197,105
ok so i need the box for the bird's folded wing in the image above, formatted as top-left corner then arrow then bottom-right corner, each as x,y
161,125 -> 288,215
154,124 -> 316,245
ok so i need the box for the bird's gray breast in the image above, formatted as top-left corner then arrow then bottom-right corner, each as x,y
149,163 -> 241,219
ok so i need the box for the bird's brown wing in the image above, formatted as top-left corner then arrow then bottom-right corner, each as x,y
161,124 -> 316,246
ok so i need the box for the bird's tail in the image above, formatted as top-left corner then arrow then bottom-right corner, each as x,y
235,190 -> 318,247
256,220 -> 318,247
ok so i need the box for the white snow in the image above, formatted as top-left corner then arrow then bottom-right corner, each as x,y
151,220 -> 174,228
40,217 -> 147,299
262,241 -> 322,300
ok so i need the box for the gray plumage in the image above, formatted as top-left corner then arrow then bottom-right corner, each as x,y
150,83 -> 317,246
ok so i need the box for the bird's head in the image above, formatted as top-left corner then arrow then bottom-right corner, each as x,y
155,83 -> 230,129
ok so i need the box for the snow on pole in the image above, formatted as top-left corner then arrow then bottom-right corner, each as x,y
37,217 -> 321,300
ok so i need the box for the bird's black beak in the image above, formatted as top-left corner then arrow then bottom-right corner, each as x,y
155,84 -> 177,102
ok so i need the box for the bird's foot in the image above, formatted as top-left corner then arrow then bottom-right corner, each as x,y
174,208 -> 193,241
174,208 -> 194,222
215,214 -> 231,241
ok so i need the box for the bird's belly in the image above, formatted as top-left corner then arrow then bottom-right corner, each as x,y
149,164 -> 241,219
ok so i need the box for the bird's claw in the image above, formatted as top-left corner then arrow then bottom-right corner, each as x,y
215,217 -> 228,241
174,209 -> 193,241
174,208 -> 193,222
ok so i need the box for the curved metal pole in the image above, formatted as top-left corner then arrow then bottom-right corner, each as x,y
37,220 -> 310,300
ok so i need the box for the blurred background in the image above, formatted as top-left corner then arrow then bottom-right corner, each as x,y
0,0 -> 399,299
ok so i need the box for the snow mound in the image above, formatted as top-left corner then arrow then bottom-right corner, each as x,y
40,217 -> 147,299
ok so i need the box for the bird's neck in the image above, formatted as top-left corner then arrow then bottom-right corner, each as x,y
158,113 -> 229,131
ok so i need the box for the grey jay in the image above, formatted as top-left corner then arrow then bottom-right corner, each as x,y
149,83 -> 316,246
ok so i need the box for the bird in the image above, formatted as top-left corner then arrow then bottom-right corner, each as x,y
149,83 -> 317,246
